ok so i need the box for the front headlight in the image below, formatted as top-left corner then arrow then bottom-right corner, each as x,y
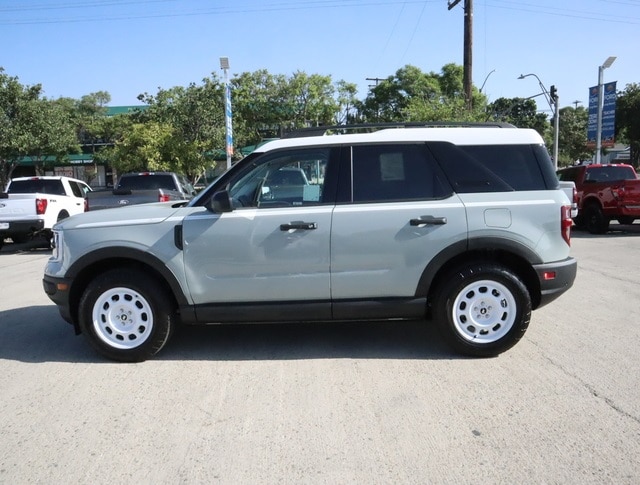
51,230 -> 63,262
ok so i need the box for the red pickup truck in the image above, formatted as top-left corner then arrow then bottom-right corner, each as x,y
557,163 -> 640,234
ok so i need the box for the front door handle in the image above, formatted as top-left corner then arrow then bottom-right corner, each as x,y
280,221 -> 318,231
410,216 -> 447,226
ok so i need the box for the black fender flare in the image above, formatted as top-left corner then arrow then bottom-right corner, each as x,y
66,246 -> 191,309
415,236 -> 542,298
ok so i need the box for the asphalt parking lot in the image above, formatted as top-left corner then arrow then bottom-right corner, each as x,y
1,225 -> 640,484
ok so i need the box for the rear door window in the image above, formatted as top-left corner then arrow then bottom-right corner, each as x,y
350,144 -> 451,203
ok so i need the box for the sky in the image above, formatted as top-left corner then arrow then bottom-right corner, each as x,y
1,0 -> 639,116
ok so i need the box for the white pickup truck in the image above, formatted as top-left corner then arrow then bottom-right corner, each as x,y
0,176 -> 91,249
559,180 -> 578,219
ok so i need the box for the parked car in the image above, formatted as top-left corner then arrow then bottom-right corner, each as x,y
43,123 -> 577,362
557,163 -> 640,233
86,171 -> 196,210
0,176 -> 90,249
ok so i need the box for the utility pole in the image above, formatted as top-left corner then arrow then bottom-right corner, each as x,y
366,77 -> 385,89
448,0 -> 473,110
366,77 -> 385,121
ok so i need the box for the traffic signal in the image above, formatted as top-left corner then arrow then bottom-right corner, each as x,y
550,85 -> 558,103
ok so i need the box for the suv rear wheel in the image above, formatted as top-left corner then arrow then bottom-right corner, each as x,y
433,263 -> 531,357
78,269 -> 175,362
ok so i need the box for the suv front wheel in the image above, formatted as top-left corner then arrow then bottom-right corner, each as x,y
432,263 -> 532,357
78,268 -> 176,362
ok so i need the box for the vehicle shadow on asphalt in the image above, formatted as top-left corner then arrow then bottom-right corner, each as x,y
163,320 -> 457,362
0,305 -> 96,363
0,238 -> 52,254
0,305 -> 459,363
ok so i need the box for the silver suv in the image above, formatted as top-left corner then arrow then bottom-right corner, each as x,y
43,123 -> 577,362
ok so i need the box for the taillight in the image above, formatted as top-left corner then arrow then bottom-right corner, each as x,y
612,186 -> 624,200
561,205 -> 572,246
159,193 -> 170,202
84,198 -> 89,212
36,198 -> 48,215
572,186 -> 578,205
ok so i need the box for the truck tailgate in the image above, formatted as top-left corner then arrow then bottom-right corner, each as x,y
0,195 -> 38,221
618,180 -> 640,211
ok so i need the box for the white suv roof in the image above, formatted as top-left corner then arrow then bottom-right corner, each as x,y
257,126 -> 545,152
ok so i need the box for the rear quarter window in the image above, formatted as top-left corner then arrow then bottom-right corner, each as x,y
428,142 -> 552,192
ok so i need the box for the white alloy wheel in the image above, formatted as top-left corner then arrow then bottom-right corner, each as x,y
451,279 -> 517,344
92,287 -> 154,350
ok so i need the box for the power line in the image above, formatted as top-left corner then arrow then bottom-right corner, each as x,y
2,0 -> 638,25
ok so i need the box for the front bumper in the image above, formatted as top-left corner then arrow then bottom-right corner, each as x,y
42,274 -> 75,327
533,256 -> 577,308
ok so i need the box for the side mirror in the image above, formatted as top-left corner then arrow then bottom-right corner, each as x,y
205,190 -> 233,213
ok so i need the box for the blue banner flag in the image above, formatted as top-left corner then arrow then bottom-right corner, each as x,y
586,82 -> 617,149
601,81 -> 617,148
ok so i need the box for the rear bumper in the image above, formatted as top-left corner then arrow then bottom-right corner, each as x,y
0,218 -> 44,236
533,257 -> 577,308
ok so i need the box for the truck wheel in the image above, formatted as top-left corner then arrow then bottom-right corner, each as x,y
584,205 -> 609,234
432,263 -> 531,357
78,269 -> 175,362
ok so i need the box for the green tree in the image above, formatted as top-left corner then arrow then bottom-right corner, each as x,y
137,76 -> 226,180
0,68 -> 78,187
232,70 -> 350,142
29,98 -> 81,175
232,70 -> 291,142
360,64 -> 488,123
616,83 -> 640,167
334,80 -> 359,125
557,106 -> 590,166
0,69 -> 42,187
103,121 -> 175,173
487,97 -> 549,136
287,71 -> 337,127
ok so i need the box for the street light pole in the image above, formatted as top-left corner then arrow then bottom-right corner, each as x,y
595,56 -> 616,165
220,56 -> 233,170
553,92 -> 559,170
518,73 -> 558,168
479,69 -> 496,94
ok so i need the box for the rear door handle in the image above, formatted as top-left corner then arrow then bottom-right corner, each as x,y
280,222 -> 317,231
410,216 -> 447,226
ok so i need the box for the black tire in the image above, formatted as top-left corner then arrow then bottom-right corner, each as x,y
572,214 -> 585,229
78,268 -> 176,362
432,263 -> 532,357
617,216 -> 635,225
584,204 -> 609,234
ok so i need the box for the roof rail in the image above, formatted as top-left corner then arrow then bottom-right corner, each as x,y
282,121 -> 516,138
